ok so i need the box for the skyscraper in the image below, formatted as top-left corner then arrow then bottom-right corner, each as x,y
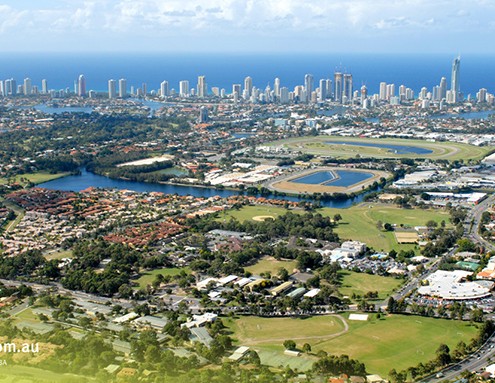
41,79 -> 48,94
197,76 -> 207,98
379,82 -> 387,101
78,75 -> 86,97
23,78 -> 32,95
343,74 -> 353,103
198,106 -> 208,123
108,79 -> 116,99
179,81 -> 190,97
334,72 -> 343,102
119,79 -> 127,98
319,79 -> 327,101
244,76 -> 253,99
274,78 -> 280,99
439,77 -> 447,100
160,80 -> 169,98
451,56 -> 461,103
304,74 -> 314,103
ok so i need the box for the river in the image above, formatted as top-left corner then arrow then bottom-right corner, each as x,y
38,169 -> 370,208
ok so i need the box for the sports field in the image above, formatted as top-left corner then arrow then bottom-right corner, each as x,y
339,271 -> 403,300
0,365 -> 95,382
320,203 -> 450,252
245,257 -> 298,276
227,314 -> 477,377
267,136 -> 492,161
217,205 -> 299,223
226,315 -> 347,346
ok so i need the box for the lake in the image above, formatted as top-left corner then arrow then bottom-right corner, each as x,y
38,169 -> 370,208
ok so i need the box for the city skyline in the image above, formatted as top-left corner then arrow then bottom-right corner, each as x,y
1,1 -> 494,54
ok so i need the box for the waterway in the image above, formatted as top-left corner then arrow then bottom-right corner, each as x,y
38,169 -> 370,208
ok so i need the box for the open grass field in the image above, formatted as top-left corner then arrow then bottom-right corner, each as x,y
339,271 -> 403,299
136,267 -> 190,289
0,365 -> 95,383
0,172 -> 70,186
245,257 -> 298,276
312,314 -> 478,377
267,136 -> 493,161
226,315 -> 347,346
44,249 -> 73,261
227,314 -> 478,378
216,205 -> 299,223
320,203 -> 450,252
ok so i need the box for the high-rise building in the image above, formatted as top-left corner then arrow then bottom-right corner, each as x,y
23,78 -> 32,95
197,75 -> 207,98
274,78 -> 280,98
119,79 -> 127,98
477,88 -> 487,103
244,76 -> 253,99
319,79 -> 327,101
160,80 -> 169,98
41,79 -> 48,94
0,80 -> 4,97
198,106 -> 208,123
343,74 -> 353,103
360,85 -> 368,104
279,87 -> 289,104
142,83 -> 147,96
108,79 -> 116,99
379,82 -> 387,101
451,56 -> 461,103
334,72 -> 343,102
179,81 -> 189,97
304,74 -> 314,103
78,75 -> 86,97
439,77 -> 447,100
386,84 -> 395,100
232,84 -> 241,96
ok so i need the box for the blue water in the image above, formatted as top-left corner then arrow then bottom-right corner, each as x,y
329,170 -> 374,187
33,105 -> 94,114
1,53 -> 495,96
326,141 -> 433,155
293,171 -> 336,185
37,169 -> 367,208
292,170 -> 373,187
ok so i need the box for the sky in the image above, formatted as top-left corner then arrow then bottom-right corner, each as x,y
1,0 -> 494,53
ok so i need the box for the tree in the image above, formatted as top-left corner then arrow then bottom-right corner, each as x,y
436,343 -> 451,366
302,343 -> 312,353
426,220 -> 438,229
333,214 -> 342,223
278,267 -> 289,282
283,340 -> 296,350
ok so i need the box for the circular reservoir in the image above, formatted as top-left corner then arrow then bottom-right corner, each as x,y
325,141 -> 433,155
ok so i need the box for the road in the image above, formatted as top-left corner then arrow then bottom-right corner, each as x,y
422,334 -> 495,383
465,194 -> 495,252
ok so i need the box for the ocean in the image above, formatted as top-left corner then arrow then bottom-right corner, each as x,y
1,52 -> 495,97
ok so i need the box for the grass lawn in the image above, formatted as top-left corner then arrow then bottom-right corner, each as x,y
338,271 -> 403,300
320,203 -> 450,252
245,257 -> 298,276
136,267 -> 190,289
228,314 -> 478,378
0,171 -> 70,186
44,249 -> 73,260
226,315 -> 346,346
217,205 -> 299,223
312,314 -> 478,378
0,364 -> 95,382
268,136 -> 493,161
